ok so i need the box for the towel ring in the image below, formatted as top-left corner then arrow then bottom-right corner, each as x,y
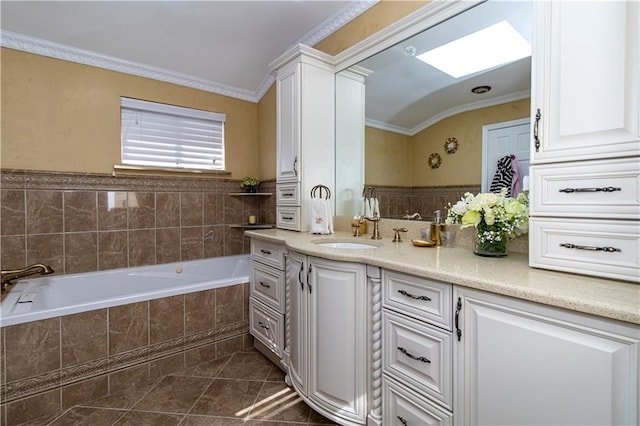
362,186 -> 376,200
311,185 -> 331,200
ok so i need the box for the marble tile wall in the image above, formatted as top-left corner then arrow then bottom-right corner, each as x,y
0,283 -> 252,425
0,170 -> 274,424
0,170 -> 276,275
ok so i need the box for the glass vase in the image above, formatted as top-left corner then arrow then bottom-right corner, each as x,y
474,229 -> 507,257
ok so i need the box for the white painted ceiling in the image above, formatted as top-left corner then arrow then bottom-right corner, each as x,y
1,0 -> 531,133
0,0 -> 374,101
358,0 -> 532,135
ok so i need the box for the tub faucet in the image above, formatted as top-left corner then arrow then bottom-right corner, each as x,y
402,211 -> 422,220
359,215 -> 382,240
1,263 -> 54,291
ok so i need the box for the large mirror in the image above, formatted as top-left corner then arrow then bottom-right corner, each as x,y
336,0 -> 532,221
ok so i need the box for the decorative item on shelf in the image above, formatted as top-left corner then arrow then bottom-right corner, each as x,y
446,188 -> 529,257
444,137 -> 459,154
248,215 -> 257,225
428,153 -> 442,169
240,176 -> 260,193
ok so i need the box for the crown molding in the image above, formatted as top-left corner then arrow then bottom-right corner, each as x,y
366,90 -> 531,137
333,0 -> 483,72
0,30 -> 260,102
1,1 -> 378,104
410,90 -> 531,135
300,0 -> 379,48
364,119 -> 413,136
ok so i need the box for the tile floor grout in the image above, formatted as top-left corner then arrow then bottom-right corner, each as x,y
36,349 -> 338,426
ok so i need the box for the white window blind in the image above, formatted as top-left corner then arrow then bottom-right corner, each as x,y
121,97 -> 225,171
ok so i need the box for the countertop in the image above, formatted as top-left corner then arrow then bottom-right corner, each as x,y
245,229 -> 640,325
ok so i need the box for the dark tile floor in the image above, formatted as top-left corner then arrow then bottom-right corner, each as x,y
43,349 -> 339,425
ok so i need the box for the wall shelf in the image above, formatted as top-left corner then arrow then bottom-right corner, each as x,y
229,192 -> 272,196
229,224 -> 273,229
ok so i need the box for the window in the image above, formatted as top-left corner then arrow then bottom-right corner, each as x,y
120,97 -> 225,171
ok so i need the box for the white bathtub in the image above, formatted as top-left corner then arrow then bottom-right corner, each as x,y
0,254 -> 250,327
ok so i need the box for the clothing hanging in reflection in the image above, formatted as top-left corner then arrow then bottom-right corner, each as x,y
490,154 -> 522,197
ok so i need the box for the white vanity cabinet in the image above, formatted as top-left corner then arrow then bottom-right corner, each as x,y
249,239 -> 287,364
453,286 -> 640,426
381,270 -> 454,424
530,1 -> 639,163
286,251 -> 369,425
271,45 -> 335,231
529,0 -> 640,281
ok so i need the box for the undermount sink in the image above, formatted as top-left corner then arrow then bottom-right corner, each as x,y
312,240 -> 380,249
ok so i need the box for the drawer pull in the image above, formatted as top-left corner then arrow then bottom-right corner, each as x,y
282,192 -> 294,197
559,186 -> 621,193
398,289 -> 431,301
397,346 -> 430,363
397,416 -> 408,426
282,216 -> 294,221
259,281 -> 271,289
260,249 -> 272,255
560,243 -> 622,253
258,321 -> 270,330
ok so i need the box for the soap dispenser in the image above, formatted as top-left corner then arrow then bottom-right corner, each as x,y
430,210 -> 444,246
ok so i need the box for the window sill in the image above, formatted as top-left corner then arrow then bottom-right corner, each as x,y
113,165 -> 231,176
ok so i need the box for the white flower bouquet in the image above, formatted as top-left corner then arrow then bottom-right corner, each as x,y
446,188 -> 529,256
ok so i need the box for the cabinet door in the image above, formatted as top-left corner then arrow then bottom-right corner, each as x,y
307,256 -> 368,424
454,287 -> 639,426
287,251 -> 307,394
276,60 -> 300,182
532,1 -> 639,163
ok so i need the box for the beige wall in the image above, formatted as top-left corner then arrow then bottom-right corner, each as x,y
1,2 -> 429,180
365,127 -> 412,187
412,98 -> 530,186
1,48 -> 259,178
257,84 -> 276,180
364,98 -> 531,187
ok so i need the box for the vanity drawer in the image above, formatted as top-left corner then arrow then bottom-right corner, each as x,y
529,217 -> 640,282
383,373 -> 453,425
276,206 -> 301,231
383,310 -> 452,409
250,298 -> 284,358
251,239 -> 286,270
276,182 -> 300,206
531,157 -> 640,219
251,261 -> 285,312
383,270 -> 452,330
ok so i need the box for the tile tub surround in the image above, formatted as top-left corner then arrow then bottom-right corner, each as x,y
0,283 -> 251,425
11,349 -> 337,426
0,169 -> 276,277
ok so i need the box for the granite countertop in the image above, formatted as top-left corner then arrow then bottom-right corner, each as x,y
245,228 -> 640,325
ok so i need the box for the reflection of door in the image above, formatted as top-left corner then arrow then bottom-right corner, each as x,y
481,118 -> 530,193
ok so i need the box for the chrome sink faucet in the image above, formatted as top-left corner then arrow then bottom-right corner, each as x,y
359,215 -> 382,240
1,263 -> 54,291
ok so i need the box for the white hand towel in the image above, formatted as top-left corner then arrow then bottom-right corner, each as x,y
372,198 -> 380,216
364,198 -> 372,217
310,198 -> 334,234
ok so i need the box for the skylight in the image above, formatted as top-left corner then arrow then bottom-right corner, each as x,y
416,21 -> 531,78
